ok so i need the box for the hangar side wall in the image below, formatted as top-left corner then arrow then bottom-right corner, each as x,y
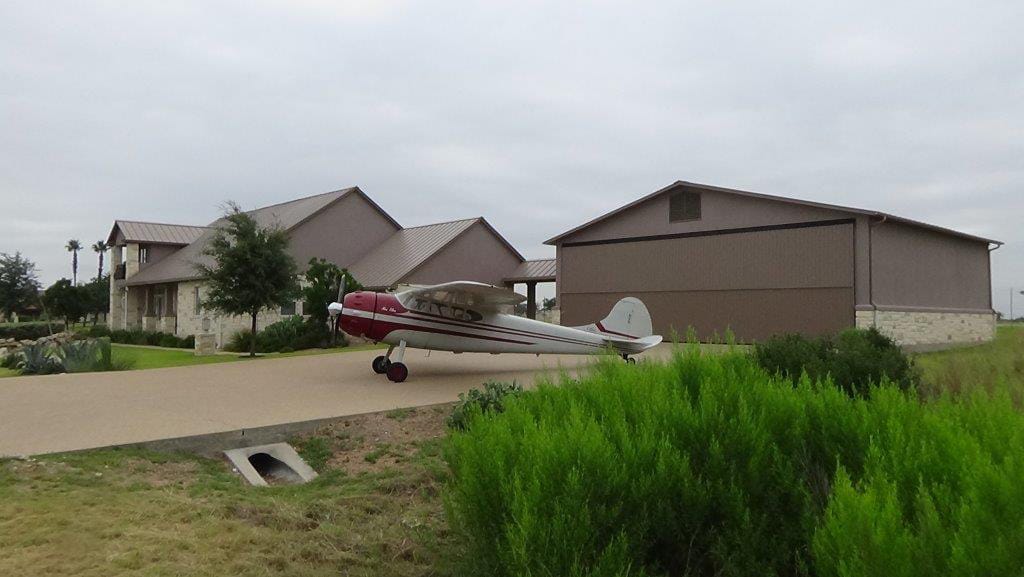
559,222 -> 855,342
870,221 -> 992,311
402,222 -> 523,287
860,221 -> 995,347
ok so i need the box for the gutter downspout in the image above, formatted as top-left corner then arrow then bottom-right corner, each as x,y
867,214 -> 888,327
989,242 -> 1003,319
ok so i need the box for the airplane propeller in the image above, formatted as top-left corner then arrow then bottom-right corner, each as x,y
329,272 -> 347,345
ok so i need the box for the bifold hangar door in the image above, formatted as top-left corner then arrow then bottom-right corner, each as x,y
558,221 -> 855,343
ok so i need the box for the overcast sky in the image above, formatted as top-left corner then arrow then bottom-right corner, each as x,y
2,1 -> 1021,314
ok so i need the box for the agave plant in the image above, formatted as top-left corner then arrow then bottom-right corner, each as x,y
58,340 -> 99,373
16,343 -> 63,375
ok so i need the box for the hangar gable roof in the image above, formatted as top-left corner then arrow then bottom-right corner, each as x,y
544,180 -> 1000,246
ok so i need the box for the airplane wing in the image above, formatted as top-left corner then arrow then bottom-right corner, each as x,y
396,281 -> 526,309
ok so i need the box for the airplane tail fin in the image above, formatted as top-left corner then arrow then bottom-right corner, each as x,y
576,297 -> 654,339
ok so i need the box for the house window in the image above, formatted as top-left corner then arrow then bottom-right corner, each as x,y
669,191 -> 701,222
193,286 -> 201,315
139,245 -> 150,264
280,301 -> 296,316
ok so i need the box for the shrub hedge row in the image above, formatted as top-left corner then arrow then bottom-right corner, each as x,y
444,345 -> 1024,577
0,322 -> 66,341
83,325 -> 194,349
224,316 -> 340,353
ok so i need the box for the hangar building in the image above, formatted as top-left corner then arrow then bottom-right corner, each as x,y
546,181 -> 999,347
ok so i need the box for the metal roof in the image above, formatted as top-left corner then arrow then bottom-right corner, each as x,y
503,258 -> 556,283
347,218 -> 480,289
107,221 -> 209,246
126,187 -> 396,286
544,180 -> 1001,246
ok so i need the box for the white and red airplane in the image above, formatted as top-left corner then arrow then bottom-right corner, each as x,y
328,280 -> 662,382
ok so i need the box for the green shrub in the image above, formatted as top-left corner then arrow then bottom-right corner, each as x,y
446,381 -> 523,430
83,325 -> 112,338
1,352 -> 19,370
107,329 -> 192,349
225,316 -> 338,353
754,327 -> 919,397
0,322 -> 66,341
444,345 -> 1024,577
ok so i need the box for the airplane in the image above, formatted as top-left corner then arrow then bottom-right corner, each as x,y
327,280 -> 662,382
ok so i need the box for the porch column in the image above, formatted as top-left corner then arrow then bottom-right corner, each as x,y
526,282 -> 537,320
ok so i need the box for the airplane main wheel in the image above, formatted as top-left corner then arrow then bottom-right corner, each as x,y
625,357 -> 636,365
386,362 -> 409,383
372,356 -> 391,374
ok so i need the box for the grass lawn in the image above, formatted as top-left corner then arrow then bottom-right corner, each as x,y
916,324 -> 1024,399
112,343 -> 385,370
0,343 -> 386,376
0,406 -> 455,577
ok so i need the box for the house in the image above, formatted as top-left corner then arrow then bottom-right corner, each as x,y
545,180 -> 1000,348
107,187 -> 547,347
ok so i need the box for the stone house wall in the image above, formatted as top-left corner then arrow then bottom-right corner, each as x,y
855,309 -> 996,349
175,280 -> 306,348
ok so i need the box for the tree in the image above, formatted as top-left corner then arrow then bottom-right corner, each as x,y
302,257 -> 361,329
65,239 -> 82,285
43,279 -> 87,326
81,274 -> 110,325
92,241 -> 108,279
196,203 -> 299,357
541,297 -> 557,311
0,252 -> 40,321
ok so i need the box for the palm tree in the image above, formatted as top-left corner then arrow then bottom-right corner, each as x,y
92,240 -> 109,280
65,239 -> 82,285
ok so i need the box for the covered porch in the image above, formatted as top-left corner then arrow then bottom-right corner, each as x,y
503,258 -> 556,320
123,283 -> 178,334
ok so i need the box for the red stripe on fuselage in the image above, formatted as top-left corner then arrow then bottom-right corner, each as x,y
371,318 -> 536,345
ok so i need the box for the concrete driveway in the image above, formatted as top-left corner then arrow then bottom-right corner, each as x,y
0,347 -> 664,456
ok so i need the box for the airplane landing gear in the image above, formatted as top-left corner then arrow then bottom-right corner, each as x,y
372,356 -> 391,374
622,354 -> 636,365
377,341 -> 409,382
386,362 -> 409,383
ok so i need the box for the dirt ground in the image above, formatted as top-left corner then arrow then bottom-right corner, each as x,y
296,403 -> 452,477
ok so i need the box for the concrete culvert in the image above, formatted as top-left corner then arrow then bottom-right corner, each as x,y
224,443 -> 319,487
247,452 -> 303,485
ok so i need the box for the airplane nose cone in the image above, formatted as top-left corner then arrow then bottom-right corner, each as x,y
339,291 -> 377,338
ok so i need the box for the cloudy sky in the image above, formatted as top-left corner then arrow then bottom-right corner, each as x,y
2,1 -> 1021,314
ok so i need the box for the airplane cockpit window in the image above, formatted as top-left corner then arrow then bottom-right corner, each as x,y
409,298 -> 482,322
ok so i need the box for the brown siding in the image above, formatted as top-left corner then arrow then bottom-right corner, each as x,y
562,187 -> 851,244
559,223 -> 855,342
288,192 -> 400,270
562,288 -> 854,342
403,222 -> 523,286
870,221 -> 991,311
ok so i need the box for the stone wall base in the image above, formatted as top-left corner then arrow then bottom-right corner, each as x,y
855,309 -> 996,349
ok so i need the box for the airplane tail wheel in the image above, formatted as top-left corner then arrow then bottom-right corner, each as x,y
372,355 -> 391,374
386,362 -> 408,383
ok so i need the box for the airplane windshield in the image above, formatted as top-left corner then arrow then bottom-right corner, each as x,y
409,298 -> 482,322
